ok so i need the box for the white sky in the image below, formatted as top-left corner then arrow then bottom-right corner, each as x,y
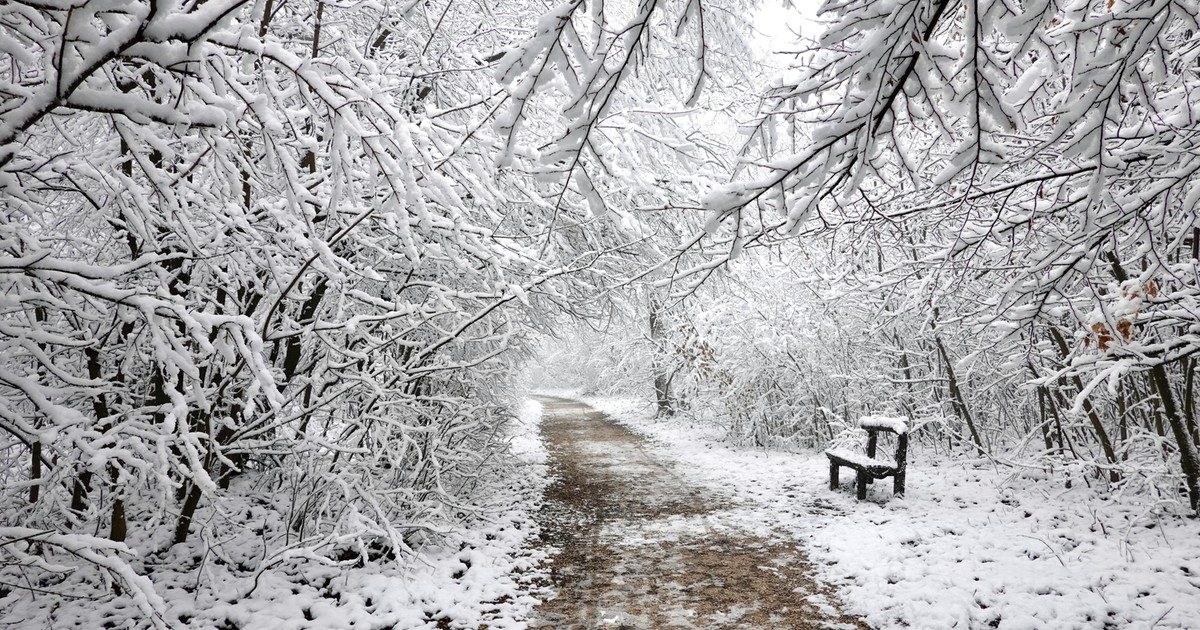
751,0 -> 821,60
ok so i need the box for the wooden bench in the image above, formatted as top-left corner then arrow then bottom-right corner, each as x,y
826,416 -> 908,500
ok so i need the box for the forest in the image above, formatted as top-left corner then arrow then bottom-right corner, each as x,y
1,0 -> 1198,628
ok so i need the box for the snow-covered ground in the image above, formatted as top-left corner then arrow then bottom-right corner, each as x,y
11,394 -> 1197,630
0,401 -> 550,630
583,396 -> 1200,630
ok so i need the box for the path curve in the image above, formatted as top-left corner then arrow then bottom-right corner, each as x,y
531,397 -> 865,629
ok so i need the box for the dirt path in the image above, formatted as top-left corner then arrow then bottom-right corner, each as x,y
530,397 -> 865,629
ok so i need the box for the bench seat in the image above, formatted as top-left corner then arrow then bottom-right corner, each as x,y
824,447 -> 896,470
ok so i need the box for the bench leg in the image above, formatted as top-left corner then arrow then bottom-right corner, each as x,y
856,474 -> 868,500
830,462 -> 839,490
894,471 -> 905,497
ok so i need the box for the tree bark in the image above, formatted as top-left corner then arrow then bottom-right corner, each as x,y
174,483 -> 204,545
109,468 -> 127,543
1151,364 -> 1200,514
649,299 -> 675,417
1047,327 -> 1120,482
29,440 -> 41,503
933,334 -> 986,456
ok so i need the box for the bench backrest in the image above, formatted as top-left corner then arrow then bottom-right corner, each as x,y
864,426 -> 908,471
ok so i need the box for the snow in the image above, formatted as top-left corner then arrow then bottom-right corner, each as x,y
583,396 -> 1200,630
825,447 -> 897,469
510,398 -> 548,463
858,415 -> 909,434
0,401 -> 551,630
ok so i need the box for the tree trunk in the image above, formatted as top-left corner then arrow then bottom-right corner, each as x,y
649,299 -> 675,417
174,483 -> 204,545
1047,326 -> 1120,482
1184,357 -> 1198,446
29,440 -> 41,503
933,334 -> 985,456
1151,364 -> 1200,515
109,468 -> 127,542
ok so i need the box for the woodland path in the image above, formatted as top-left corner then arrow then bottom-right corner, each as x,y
530,397 -> 866,629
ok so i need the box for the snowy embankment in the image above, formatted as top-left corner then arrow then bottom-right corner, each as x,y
0,401 -> 549,630
584,397 -> 1200,630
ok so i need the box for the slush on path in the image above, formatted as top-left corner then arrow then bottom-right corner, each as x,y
530,397 -> 865,629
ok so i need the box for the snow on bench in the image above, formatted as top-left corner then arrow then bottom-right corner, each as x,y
823,447 -> 896,470
826,415 -> 909,500
857,415 -> 908,435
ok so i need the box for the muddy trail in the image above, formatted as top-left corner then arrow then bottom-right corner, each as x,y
530,397 -> 865,629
